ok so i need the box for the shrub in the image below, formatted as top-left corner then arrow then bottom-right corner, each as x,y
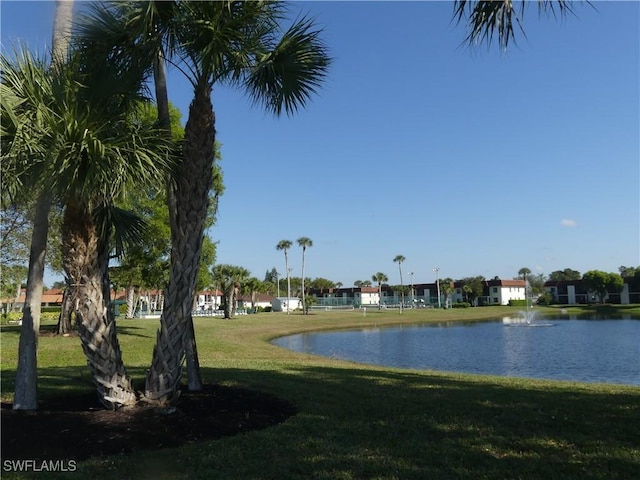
508,300 -> 527,307
451,302 -> 470,308
1,311 -> 60,325
537,292 -> 554,306
42,306 -> 61,313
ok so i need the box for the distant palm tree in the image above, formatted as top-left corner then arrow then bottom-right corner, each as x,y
276,240 -> 293,314
441,278 -> 455,308
297,237 -> 313,314
393,255 -> 406,312
372,272 -> 389,309
463,285 -> 473,304
518,267 -> 532,280
240,277 -> 263,312
213,264 -> 250,319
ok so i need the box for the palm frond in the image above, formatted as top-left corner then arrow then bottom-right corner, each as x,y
244,16 -> 331,116
453,0 -> 583,50
93,205 -> 148,260
0,48 -> 55,189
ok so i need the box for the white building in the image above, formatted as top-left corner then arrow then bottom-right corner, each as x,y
271,297 -> 303,312
483,279 -> 526,305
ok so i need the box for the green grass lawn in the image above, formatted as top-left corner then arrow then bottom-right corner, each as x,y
1,306 -> 639,479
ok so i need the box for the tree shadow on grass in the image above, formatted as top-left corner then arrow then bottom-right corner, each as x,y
2,377 -> 296,463
195,365 -> 640,480
1,364 -> 638,479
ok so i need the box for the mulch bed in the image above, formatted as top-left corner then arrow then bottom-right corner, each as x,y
1,384 -> 297,461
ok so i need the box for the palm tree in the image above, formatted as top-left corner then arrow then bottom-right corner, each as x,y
276,240 -> 293,314
441,277 -> 455,308
10,0 -> 74,411
518,267 -> 532,280
463,284 -> 473,304
372,272 -> 389,309
2,41 -> 171,408
212,264 -> 250,319
240,277 -> 263,312
453,0 -> 581,51
297,237 -> 313,315
80,1 -> 329,404
393,255 -> 406,312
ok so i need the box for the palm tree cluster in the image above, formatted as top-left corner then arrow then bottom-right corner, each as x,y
276,237 -> 314,314
4,0 -> 582,410
4,0 -> 330,409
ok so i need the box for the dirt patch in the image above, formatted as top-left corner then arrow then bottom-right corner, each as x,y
1,384 -> 296,461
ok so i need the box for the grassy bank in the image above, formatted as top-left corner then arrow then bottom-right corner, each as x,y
1,306 -> 639,479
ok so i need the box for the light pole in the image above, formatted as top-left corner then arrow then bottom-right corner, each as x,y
287,267 -> 292,314
409,272 -> 414,308
433,267 -> 441,308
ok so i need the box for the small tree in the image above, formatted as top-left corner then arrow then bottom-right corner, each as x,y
308,277 -> 337,290
458,276 -> 485,306
240,277 -> 263,312
548,268 -> 581,281
372,272 -> 388,309
582,270 -> 624,304
440,278 -> 455,308
213,265 -> 250,319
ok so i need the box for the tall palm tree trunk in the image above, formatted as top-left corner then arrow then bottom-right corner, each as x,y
13,0 -> 74,410
62,202 -> 136,409
125,285 -> 136,318
223,287 -> 233,319
301,249 -> 306,314
13,191 -> 51,409
145,78 -> 214,403
184,317 -> 202,390
285,252 -> 291,315
56,278 -> 74,334
154,47 -> 203,391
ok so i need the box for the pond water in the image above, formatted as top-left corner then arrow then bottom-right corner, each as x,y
272,316 -> 640,386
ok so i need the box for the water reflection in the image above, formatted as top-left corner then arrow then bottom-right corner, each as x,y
272,317 -> 640,386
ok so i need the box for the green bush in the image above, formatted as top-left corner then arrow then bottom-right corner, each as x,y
1,312 -> 22,323
536,292 -> 554,306
42,306 -> 62,313
41,312 -> 60,322
1,311 -> 59,325
452,302 -> 470,308
508,300 -> 527,307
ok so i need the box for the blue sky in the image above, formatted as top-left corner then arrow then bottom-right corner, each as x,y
2,1 -> 639,287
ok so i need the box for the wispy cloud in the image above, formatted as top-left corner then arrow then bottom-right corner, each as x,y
561,219 -> 577,227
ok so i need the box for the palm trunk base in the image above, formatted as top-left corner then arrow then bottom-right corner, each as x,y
13,309 -> 38,410
144,317 -> 186,404
76,313 -> 136,409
